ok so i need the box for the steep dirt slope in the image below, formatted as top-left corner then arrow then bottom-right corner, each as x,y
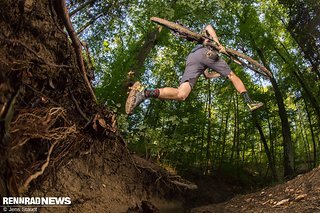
31,145 -> 188,212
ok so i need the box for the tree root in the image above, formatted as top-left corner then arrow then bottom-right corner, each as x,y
8,107 -> 79,193
136,162 -> 198,190
169,180 -> 198,190
69,89 -> 89,122
19,140 -> 58,193
54,0 -> 97,103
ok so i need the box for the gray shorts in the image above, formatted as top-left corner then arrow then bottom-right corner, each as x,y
180,47 -> 231,88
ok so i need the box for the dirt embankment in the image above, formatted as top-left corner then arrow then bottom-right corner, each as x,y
30,144 -> 189,213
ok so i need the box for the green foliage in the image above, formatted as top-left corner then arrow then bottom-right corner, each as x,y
70,0 -> 320,180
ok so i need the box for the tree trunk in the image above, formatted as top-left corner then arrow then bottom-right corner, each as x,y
219,97 -> 231,169
253,114 -> 278,181
269,77 -> 294,177
267,110 -> 276,168
275,44 -> 320,124
303,98 -> 317,167
255,47 -> 295,177
235,95 -> 240,165
277,0 -> 320,78
70,0 -> 97,17
205,80 -> 212,174
213,112 -> 224,169
199,114 -> 206,169
229,93 -> 237,163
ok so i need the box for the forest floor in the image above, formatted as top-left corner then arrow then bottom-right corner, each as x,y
191,167 -> 320,213
30,139 -> 320,213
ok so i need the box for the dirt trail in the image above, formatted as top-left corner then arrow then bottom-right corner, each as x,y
192,167 -> 320,212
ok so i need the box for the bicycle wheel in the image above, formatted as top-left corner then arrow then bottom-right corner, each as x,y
150,17 -> 204,43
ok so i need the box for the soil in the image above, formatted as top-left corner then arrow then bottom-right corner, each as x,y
30,144 -> 188,213
192,167 -> 320,212
31,151 -> 320,213
1,1 -> 320,213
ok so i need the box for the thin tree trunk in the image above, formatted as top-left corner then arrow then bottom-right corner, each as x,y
297,111 -> 311,169
213,112 -> 224,169
235,95 -> 240,165
285,26 -> 320,79
229,93 -> 237,163
270,76 -> 294,177
251,137 -> 258,165
242,125 -> 248,163
199,116 -> 206,170
219,97 -> 231,169
205,80 -> 212,175
303,98 -> 317,167
70,0 -> 96,17
200,91 -> 210,170
77,13 -> 104,35
267,109 -> 275,166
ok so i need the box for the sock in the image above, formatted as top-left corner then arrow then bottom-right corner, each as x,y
241,92 -> 253,104
144,89 -> 160,98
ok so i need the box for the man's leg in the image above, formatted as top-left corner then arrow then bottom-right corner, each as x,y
227,71 -> 247,93
126,82 -> 192,114
228,71 -> 264,111
157,82 -> 192,101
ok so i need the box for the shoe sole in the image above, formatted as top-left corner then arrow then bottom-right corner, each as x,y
249,103 -> 264,112
125,81 -> 141,115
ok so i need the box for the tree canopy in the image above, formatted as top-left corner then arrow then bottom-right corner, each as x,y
69,0 -> 320,180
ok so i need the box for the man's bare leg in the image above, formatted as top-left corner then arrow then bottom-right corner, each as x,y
158,82 -> 192,101
228,71 -> 247,93
227,71 -> 264,111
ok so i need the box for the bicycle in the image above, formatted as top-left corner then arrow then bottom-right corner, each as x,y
150,17 -> 272,78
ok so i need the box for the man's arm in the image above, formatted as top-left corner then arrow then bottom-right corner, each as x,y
205,25 -> 221,46
204,25 -> 226,53
204,68 -> 221,79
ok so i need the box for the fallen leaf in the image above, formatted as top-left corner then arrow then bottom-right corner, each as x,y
294,194 -> 307,201
245,198 -> 252,202
273,198 -> 289,207
49,78 -> 55,89
98,118 -> 107,128
92,114 -> 99,131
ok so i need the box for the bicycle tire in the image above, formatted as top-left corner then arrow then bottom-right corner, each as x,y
150,17 -> 204,43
